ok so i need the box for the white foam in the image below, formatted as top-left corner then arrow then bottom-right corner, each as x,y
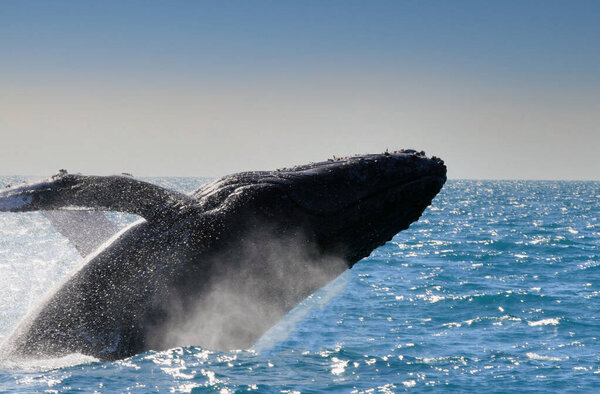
528,318 -> 560,326
0,353 -> 99,372
525,352 -> 563,361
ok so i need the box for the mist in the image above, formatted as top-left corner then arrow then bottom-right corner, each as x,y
149,227 -> 349,352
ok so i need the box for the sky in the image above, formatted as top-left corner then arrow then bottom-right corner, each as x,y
1,1 -> 599,179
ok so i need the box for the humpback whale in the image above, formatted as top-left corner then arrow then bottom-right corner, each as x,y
0,150 -> 446,361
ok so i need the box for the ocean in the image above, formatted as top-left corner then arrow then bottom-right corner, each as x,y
0,178 -> 598,392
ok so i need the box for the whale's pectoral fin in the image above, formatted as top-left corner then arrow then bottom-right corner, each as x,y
42,210 -> 120,257
0,171 -> 194,221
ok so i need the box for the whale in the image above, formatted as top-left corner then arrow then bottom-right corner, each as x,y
0,150 -> 446,361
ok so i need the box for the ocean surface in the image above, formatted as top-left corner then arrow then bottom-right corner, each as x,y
0,178 -> 599,393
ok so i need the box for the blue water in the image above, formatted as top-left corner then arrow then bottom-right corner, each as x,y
1,179 -> 599,392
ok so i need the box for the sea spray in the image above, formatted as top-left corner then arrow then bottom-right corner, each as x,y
149,227 -> 348,351
252,270 -> 350,353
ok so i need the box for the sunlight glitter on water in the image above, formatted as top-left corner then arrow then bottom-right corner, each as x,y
0,179 -> 599,392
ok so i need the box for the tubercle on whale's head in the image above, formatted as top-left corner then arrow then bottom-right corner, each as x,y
193,150 -> 447,266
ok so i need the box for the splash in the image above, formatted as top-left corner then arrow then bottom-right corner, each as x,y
252,270 -> 350,352
0,353 -> 99,372
148,226 -> 349,352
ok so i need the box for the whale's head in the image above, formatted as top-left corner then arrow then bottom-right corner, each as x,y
193,150 -> 446,266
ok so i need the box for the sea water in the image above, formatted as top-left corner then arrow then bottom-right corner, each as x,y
0,178 -> 598,393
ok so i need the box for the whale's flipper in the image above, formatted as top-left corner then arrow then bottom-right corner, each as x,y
42,210 -> 120,257
0,171 -> 193,220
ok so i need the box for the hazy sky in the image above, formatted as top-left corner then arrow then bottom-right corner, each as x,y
1,1 -> 599,179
